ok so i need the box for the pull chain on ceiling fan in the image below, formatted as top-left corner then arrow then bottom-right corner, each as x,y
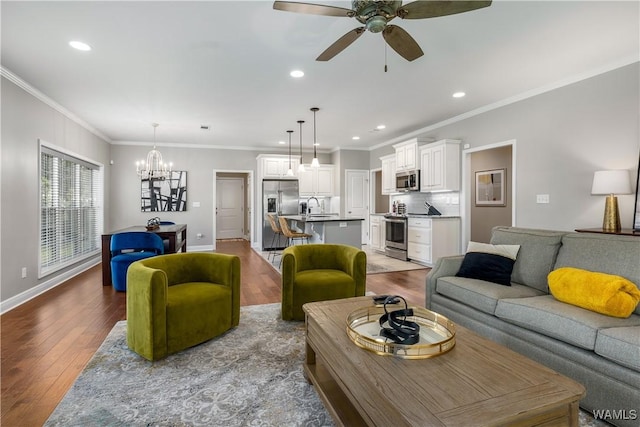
273,1 -> 492,62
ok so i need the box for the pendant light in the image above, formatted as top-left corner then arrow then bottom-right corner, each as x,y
297,120 -> 306,173
310,107 -> 320,167
286,130 -> 294,176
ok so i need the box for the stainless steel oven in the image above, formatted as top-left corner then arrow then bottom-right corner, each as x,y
384,214 -> 408,261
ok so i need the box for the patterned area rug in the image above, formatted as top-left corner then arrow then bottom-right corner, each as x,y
45,304 -> 332,427
46,303 -> 606,426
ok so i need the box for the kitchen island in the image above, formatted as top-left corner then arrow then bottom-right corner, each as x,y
281,215 -> 364,248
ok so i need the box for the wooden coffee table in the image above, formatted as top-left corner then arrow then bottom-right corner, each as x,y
303,297 -> 585,427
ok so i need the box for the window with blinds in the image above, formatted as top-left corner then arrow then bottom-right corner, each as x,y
40,143 -> 103,276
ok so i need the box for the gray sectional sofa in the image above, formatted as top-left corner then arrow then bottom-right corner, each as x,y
426,226 -> 640,426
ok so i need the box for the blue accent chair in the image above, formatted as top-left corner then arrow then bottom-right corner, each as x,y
110,232 -> 164,292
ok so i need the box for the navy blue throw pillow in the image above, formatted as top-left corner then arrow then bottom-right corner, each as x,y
455,242 -> 520,286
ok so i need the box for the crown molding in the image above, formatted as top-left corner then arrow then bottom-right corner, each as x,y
368,56 -> 640,152
1,66 -> 112,143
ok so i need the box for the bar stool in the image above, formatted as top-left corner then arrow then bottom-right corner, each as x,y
266,214 -> 284,261
278,216 -> 312,248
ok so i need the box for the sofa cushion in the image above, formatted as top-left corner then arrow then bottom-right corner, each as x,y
554,232 -> 640,315
495,295 -> 640,350
549,267 -> 640,318
436,276 -> 544,315
455,241 -> 520,286
595,326 -> 640,372
490,227 -> 565,292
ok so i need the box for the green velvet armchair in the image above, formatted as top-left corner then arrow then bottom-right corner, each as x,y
281,244 -> 367,321
126,252 -> 241,361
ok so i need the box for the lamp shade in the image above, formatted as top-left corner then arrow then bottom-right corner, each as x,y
591,170 -> 631,195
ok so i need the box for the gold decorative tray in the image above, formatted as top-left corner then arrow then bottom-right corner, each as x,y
346,305 -> 456,359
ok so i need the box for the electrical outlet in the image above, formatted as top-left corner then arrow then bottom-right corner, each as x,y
21,267 -> 27,278
536,194 -> 550,204
196,233 -> 203,239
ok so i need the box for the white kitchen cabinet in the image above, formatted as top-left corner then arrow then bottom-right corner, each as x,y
369,215 -> 386,252
380,154 -> 396,195
394,138 -> 429,172
299,164 -> 335,196
257,155 -> 300,179
420,139 -> 461,192
407,217 -> 460,266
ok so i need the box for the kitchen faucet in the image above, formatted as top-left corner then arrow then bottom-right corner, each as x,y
307,196 -> 320,216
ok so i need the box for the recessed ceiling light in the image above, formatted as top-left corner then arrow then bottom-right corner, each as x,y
278,140 -> 286,145
69,40 -> 91,51
453,92 -> 466,98
352,136 -> 360,140
376,124 -> 386,130
290,70 -> 304,78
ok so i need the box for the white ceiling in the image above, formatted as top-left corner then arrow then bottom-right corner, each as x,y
2,1 -> 638,152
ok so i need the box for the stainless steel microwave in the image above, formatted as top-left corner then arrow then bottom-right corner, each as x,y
396,170 -> 420,192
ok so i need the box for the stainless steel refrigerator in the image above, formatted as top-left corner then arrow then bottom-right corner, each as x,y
262,179 -> 299,250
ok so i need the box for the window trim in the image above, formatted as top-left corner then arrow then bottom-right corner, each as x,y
38,140 -> 104,278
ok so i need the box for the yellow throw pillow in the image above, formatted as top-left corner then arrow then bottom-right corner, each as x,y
548,267 -> 640,318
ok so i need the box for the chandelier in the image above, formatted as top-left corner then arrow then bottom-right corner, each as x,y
136,123 -> 172,179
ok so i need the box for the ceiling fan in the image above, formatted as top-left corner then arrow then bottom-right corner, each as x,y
273,1 -> 492,62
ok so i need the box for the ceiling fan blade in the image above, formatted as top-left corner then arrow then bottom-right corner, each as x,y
273,1 -> 354,17
398,1 -> 492,19
382,25 -> 424,62
316,27 -> 366,61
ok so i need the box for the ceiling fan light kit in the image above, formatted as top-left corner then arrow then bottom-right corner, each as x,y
273,0 -> 492,62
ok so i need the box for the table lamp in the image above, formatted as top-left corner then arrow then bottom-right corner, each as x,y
591,170 -> 631,231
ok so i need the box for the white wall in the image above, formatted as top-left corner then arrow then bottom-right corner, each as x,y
370,63 -> 640,231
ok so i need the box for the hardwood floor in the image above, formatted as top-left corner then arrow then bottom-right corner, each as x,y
0,240 -> 429,426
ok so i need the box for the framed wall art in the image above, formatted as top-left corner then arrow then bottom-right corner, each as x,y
475,169 -> 506,206
141,170 -> 187,212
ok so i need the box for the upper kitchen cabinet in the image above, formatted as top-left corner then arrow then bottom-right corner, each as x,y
299,164 -> 335,196
420,139 -> 461,192
393,138 -> 429,172
257,154 -> 300,179
380,154 -> 396,195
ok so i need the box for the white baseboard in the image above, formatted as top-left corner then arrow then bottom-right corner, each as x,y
189,244 -> 214,252
1,257 -> 101,314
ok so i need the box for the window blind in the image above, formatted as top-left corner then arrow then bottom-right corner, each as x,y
40,144 -> 103,276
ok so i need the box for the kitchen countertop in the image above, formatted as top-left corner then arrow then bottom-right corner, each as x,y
381,213 -> 460,219
282,215 -> 364,222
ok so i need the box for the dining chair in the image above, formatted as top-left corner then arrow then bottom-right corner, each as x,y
110,232 -> 164,292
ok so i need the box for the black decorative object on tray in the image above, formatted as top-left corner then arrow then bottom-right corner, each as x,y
378,295 -> 420,345
146,217 -> 161,230
347,295 -> 456,359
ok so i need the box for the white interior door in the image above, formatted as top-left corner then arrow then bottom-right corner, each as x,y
216,177 -> 244,239
345,170 -> 369,244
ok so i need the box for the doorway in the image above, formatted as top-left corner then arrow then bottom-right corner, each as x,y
345,169 -> 370,244
213,171 -> 253,250
462,141 -> 516,245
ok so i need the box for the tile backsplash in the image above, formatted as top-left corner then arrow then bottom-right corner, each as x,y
390,192 -> 461,216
